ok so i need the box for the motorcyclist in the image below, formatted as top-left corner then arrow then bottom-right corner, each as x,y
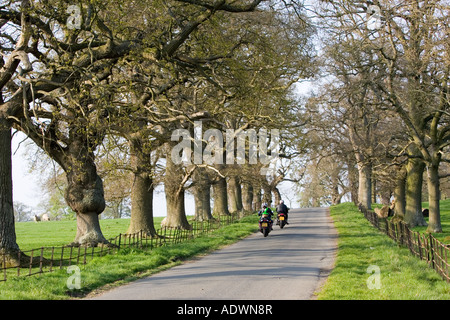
258,203 -> 274,230
276,200 -> 289,224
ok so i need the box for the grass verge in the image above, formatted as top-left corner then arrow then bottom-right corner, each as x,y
14,217 -> 165,250
316,202 -> 450,300
413,200 -> 450,243
0,215 -> 259,300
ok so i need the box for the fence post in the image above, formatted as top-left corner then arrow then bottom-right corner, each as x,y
49,247 -> 55,272
39,247 -> 44,274
417,233 -> 423,260
357,204 -> 448,283
69,246 -> 74,266
83,246 -> 87,265
405,224 -> 412,252
161,227 -> 166,246
375,213 -> 379,229
394,222 -> 398,243
429,233 -> 435,269
445,245 -> 449,283
29,249 -> 34,276
400,223 -> 404,244
60,246 -> 64,269
3,252 -> 6,281
76,246 -> 81,265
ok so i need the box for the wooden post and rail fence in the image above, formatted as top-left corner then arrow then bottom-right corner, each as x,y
359,204 -> 449,283
0,214 -> 239,282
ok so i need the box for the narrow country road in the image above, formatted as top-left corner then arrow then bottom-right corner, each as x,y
90,207 -> 337,300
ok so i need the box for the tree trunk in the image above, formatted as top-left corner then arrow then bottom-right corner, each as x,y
163,189 -> 191,229
357,162 -> 372,210
331,189 -> 342,205
348,122 -> 372,209
392,165 -> 407,222
127,143 -> 157,236
404,157 -> 427,227
194,185 -> 213,221
347,156 -> 359,205
331,170 -> 342,205
0,0 -> 33,264
312,196 -> 320,208
380,190 -> 391,206
162,152 -> 191,229
72,211 -> 106,245
242,182 -> 254,211
253,184 -> 262,211
227,175 -> 242,213
193,168 -> 214,221
427,161 -> 442,233
0,121 -> 20,266
262,180 -> 272,207
212,173 -> 230,216
372,179 -> 377,204
64,140 -> 108,246
273,187 -> 282,205
235,178 -> 243,211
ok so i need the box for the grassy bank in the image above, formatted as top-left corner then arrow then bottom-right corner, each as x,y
14,217 -> 162,250
0,215 -> 259,300
316,201 -> 450,300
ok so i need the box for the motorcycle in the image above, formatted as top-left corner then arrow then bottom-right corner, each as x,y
277,213 -> 287,229
259,215 -> 272,237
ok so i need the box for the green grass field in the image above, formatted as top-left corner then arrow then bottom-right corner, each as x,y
316,200 -> 450,300
15,217 -> 148,250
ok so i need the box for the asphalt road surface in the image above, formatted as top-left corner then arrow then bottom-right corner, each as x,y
91,207 -> 337,300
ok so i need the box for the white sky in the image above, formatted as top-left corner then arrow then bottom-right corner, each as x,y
11,132 -> 41,208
